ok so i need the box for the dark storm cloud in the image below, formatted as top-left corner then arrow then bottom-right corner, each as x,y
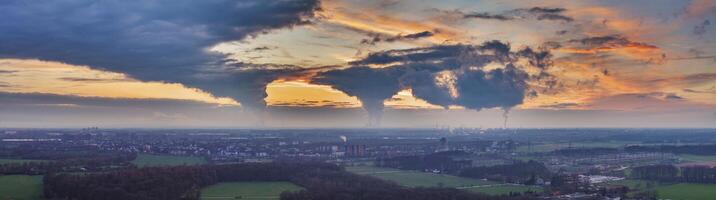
360,31 -> 435,45
463,7 -> 573,22
453,64 -> 530,110
0,70 -> 17,74
312,66 -> 406,126
0,0 -> 320,110
188,62 -> 305,109
313,41 -> 554,126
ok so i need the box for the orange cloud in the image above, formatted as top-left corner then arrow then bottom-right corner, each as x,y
0,59 -> 238,105
318,0 -> 466,44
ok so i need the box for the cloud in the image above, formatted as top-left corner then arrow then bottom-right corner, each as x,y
360,30 -> 435,45
694,19 -> 711,36
453,64 -> 530,110
558,35 -> 664,63
583,92 -> 705,111
313,40 -> 553,126
58,77 -> 129,83
0,92 -> 222,109
567,35 -> 658,50
538,102 -> 580,109
464,13 -> 512,21
312,66 -> 406,126
0,81 -> 12,88
684,87 -> 716,94
463,6 -> 573,22
647,73 -> 716,86
0,70 -> 17,74
0,0 -> 321,110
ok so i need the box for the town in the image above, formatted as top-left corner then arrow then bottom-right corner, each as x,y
2,128 -> 716,199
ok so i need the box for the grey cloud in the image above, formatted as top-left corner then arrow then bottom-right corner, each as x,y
464,13 -> 512,20
360,31 -> 435,45
0,70 -> 17,74
0,0 -> 320,110
454,64 -> 530,110
351,41 -> 511,66
312,66 -> 406,126
684,87 -> 716,94
694,20 -> 711,36
313,41 -> 553,126
463,7 -> 573,22
665,94 -> 684,100
568,35 -> 658,49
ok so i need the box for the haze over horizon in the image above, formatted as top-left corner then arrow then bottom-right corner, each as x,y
1,0 -> 715,128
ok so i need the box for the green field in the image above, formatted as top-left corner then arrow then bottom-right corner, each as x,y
515,141 -> 633,153
464,185 -> 543,195
0,159 -> 48,164
0,175 -> 43,200
131,154 -> 207,167
346,166 -> 494,187
678,154 -> 716,162
200,182 -> 302,200
609,180 -> 716,200
346,166 -> 540,195
656,183 -> 716,200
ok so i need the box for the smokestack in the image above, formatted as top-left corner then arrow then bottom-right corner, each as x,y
502,109 -> 510,129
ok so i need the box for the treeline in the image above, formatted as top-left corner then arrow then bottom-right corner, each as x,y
44,162 -> 537,200
459,161 -> 551,184
549,144 -> 716,156
631,164 -> 716,183
552,147 -> 620,156
376,151 -> 472,173
630,165 -> 679,181
0,152 -> 136,175
625,145 -> 716,155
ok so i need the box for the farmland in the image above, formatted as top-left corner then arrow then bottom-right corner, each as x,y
608,179 -> 716,200
200,182 -> 302,200
346,166 -> 541,195
0,175 -> 43,200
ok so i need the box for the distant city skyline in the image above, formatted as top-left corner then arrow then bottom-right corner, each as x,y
1,0 -> 715,128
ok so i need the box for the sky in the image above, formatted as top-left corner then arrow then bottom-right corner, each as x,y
0,0 -> 715,128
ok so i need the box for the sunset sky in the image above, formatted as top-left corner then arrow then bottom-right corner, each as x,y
1,0 -> 715,128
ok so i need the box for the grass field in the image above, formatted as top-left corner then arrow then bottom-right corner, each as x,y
346,166 -> 494,188
131,153 -> 207,167
608,179 -> 716,200
463,185 -> 543,195
200,182 -> 302,200
346,166 -> 540,195
655,183 -> 716,200
515,141 -> 634,153
0,159 -> 47,164
0,175 -> 43,200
